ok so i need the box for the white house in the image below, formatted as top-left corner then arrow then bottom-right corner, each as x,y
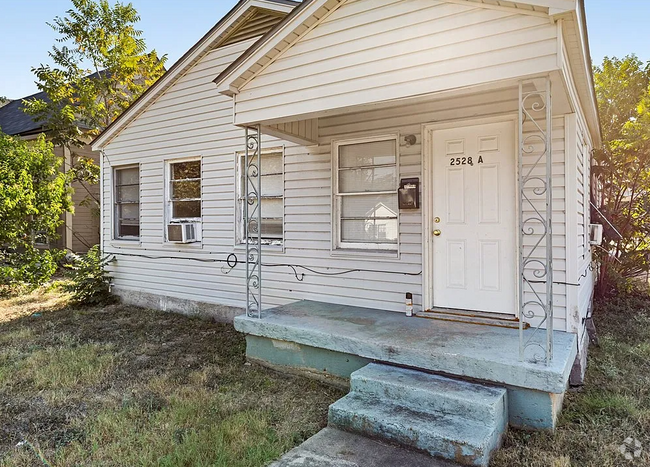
93,0 -> 600,464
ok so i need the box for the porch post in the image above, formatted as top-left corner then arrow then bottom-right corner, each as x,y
518,78 -> 554,364
245,125 -> 262,318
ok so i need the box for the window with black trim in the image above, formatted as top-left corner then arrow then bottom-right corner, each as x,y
237,150 -> 284,246
333,136 -> 399,251
114,166 -> 140,240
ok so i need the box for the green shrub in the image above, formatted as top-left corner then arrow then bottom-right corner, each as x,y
0,247 -> 64,296
64,245 -> 114,305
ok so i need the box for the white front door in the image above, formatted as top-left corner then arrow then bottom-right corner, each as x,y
431,121 -> 516,315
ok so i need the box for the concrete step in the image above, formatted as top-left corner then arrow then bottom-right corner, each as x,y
329,393 -> 502,467
350,363 -> 507,428
270,427 -> 458,467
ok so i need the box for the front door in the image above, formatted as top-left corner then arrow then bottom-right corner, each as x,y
431,121 -> 516,315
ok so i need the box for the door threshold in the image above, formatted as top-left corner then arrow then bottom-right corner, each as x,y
416,307 -> 529,330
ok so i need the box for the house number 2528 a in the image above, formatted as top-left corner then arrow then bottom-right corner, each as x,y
449,156 -> 485,166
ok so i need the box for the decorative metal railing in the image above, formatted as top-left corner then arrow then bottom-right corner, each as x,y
245,125 -> 262,318
518,78 -> 554,364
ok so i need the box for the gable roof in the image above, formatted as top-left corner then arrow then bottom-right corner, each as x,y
213,0 -> 600,143
92,0 -> 298,150
213,0 -> 574,93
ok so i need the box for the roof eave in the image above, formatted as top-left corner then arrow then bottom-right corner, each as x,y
92,0 -> 297,150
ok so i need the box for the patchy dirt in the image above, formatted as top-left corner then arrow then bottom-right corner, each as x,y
0,288 -> 344,466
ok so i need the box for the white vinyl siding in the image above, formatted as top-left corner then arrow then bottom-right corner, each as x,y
234,0 -> 558,124
333,136 -> 399,252
99,10 -> 576,331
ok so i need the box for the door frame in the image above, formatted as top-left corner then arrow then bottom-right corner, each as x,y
421,114 -> 520,314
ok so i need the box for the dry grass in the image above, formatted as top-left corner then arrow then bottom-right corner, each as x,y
0,286 -> 343,467
493,293 -> 650,467
1,286 -> 649,466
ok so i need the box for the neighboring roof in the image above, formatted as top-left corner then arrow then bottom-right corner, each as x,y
0,70 -> 106,138
92,0 -> 298,150
0,90 -> 47,136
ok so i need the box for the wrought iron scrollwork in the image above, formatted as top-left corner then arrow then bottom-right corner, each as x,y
245,126 -> 262,318
519,79 -> 554,364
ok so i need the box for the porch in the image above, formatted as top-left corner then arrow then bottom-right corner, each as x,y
235,300 -> 577,431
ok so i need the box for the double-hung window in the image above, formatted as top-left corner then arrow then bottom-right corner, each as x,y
167,159 -> 202,221
237,150 -> 284,246
165,159 -> 202,243
333,136 -> 399,252
114,166 -> 140,240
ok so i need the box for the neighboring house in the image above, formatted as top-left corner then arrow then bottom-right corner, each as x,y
0,92 -> 100,253
93,0 -> 599,465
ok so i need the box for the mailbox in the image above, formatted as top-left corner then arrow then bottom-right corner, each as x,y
398,178 -> 420,209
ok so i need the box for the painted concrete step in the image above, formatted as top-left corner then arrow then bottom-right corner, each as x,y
270,427 -> 458,467
329,394 -> 501,467
351,363 -> 507,428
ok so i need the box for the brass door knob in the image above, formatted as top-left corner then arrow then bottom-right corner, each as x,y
433,229 -> 442,237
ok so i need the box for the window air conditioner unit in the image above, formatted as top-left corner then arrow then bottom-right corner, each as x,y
167,223 -> 199,244
589,224 -> 603,246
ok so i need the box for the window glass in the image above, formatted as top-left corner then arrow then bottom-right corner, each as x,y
238,152 -> 284,245
115,166 -> 140,240
335,138 -> 398,250
169,160 -> 201,222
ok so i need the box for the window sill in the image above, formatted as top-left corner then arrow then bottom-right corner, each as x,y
234,243 -> 285,254
161,242 -> 203,250
110,240 -> 141,248
330,248 -> 399,260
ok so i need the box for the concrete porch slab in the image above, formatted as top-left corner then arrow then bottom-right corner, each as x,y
234,300 -> 577,394
270,427 -> 457,467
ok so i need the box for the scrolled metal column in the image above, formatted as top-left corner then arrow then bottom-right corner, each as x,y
518,78 -> 554,364
245,125 -> 262,318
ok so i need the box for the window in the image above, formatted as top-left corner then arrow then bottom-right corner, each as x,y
333,136 -> 399,251
114,166 -> 140,240
167,159 -> 202,222
237,150 -> 284,246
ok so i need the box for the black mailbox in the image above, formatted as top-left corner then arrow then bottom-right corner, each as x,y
398,178 -> 420,209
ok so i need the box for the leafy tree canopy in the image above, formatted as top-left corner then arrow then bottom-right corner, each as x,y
593,55 -> 650,294
23,0 -> 167,148
0,131 -> 72,291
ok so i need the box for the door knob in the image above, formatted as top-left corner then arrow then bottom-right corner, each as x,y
433,229 -> 442,237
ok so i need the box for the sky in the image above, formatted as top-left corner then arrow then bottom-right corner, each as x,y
0,0 -> 648,99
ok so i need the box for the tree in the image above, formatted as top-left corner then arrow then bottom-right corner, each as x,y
22,0 -> 166,220
593,55 -> 650,295
0,132 -> 72,291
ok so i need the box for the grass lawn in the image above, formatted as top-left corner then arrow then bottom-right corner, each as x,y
0,285 -> 344,467
493,293 -> 650,467
0,287 -> 649,466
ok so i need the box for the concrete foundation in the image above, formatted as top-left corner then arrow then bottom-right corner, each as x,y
113,287 -> 243,323
569,331 -> 590,386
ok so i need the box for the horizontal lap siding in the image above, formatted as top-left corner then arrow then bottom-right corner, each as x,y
576,117 -> 593,333
102,5 -> 568,325
102,37 -> 422,313
235,0 -> 558,123
521,115 -> 567,330
71,145 -> 100,252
